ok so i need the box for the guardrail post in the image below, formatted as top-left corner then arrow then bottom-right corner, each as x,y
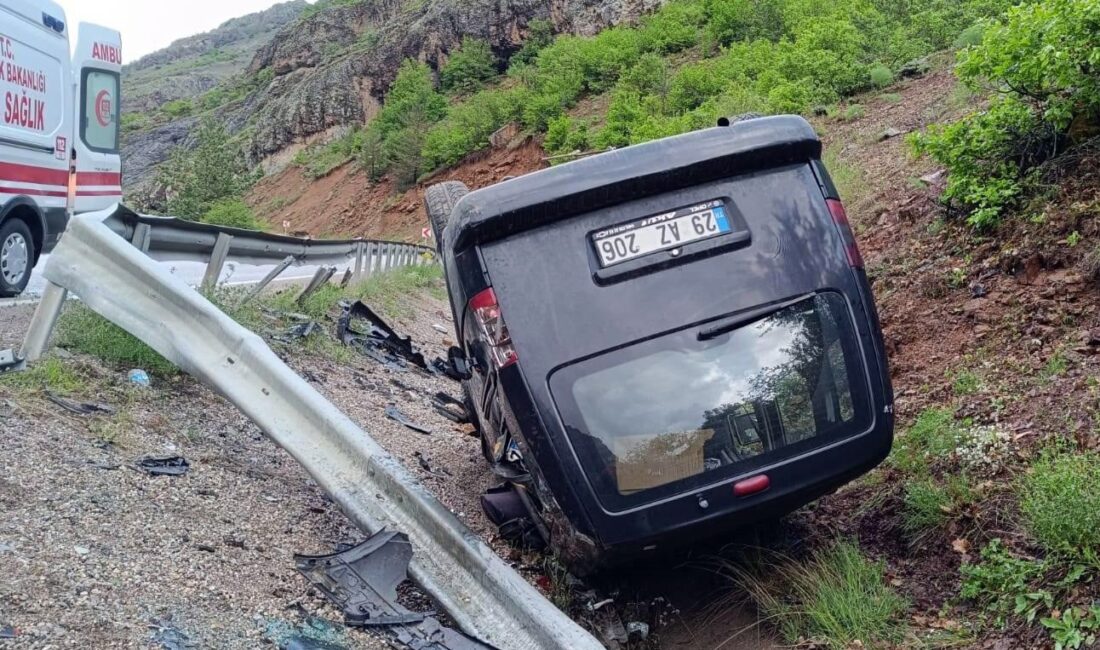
297,266 -> 336,305
352,242 -> 366,283
19,282 -> 68,362
404,246 -> 414,267
398,246 -> 407,268
379,243 -> 390,272
202,232 -> 234,290
241,255 -> 295,305
365,242 -> 377,278
130,223 -> 152,252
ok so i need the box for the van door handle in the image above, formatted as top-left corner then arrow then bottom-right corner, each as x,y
697,293 -> 816,341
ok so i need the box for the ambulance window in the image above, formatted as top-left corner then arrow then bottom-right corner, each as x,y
80,69 -> 120,153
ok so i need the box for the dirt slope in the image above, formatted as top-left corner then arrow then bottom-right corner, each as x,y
247,138 -> 547,241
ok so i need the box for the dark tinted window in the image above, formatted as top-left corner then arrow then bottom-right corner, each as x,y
551,292 -> 871,510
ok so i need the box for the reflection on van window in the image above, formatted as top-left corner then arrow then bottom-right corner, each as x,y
566,292 -> 866,498
82,70 -> 119,152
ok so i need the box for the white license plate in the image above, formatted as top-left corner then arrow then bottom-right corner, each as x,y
591,200 -> 732,268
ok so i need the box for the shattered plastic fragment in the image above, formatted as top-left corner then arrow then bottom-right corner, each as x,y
134,456 -> 191,476
45,392 -> 114,415
385,405 -> 432,435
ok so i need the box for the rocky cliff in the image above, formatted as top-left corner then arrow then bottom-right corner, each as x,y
123,0 -> 660,197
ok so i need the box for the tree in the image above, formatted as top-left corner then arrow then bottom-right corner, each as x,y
440,38 -> 497,93
156,119 -> 257,221
360,60 -> 447,184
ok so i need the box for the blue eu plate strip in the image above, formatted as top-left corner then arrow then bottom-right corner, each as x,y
713,206 -> 731,233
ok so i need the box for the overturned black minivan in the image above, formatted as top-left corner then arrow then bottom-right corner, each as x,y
425,115 -> 893,574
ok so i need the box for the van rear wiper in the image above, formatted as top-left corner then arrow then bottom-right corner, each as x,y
697,293 -> 816,341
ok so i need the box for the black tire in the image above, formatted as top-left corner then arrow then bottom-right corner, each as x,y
423,181 -> 469,255
0,218 -> 33,298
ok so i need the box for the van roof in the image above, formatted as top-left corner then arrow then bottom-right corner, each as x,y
445,115 -> 822,253
2,0 -> 69,37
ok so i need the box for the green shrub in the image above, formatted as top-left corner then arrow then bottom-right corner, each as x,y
902,475 -> 976,537
668,62 -> 727,112
364,60 -> 447,186
868,63 -> 893,88
201,199 -> 266,231
960,539 -> 1047,628
56,304 -> 176,375
544,115 -> 590,155
162,98 -> 194,118
637,0 -> 705,53
156,119 -> 258,220
1020,452 -> 1100,556
511,19 -> 554,66
421,87 -> 525,169
890,408 -> 962,475
953,23 -> 985,49
440,38 -> 497,93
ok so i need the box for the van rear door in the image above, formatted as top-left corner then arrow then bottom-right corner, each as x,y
0,0 -> 72,239
71,23 -> 122,212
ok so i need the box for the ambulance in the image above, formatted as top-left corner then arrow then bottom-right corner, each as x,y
0,0 -> 122,296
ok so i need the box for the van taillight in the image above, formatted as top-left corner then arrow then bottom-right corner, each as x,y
469,287 -> 518,368
826,199 -> 864,269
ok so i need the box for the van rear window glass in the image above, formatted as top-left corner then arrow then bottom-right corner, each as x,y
81,69 -> 119,153
551,292 -> 872,510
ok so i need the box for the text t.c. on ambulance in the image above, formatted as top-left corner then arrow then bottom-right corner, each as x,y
0,0 -> 121,296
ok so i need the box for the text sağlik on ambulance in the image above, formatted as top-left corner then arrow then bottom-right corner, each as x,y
1,34 -> 49,131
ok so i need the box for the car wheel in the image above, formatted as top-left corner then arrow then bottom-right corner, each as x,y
423,181 -> 469,254
0,219 -> 33,298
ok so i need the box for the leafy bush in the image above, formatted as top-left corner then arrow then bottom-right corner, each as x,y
157,119 -> 258,220
162,98 -> 194,118
511,19 -> 554,67
421,87 -> 525,169
902,475 -> 976,537
960,539 -> 1048,628
1020,452 -> 1100,556
544,115 -> 590,155
440,38 -> 497,93
953,23 -> 985,49
637,0 -> 705,53
912,0 -> 1100,228
201,199 -> 266,231
363,60 -> 447,186
868,63 -> 893,88
890,408 -> 962,475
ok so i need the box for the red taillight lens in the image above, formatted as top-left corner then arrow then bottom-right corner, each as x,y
469,287 -> 518,368
826,198 -> 864,269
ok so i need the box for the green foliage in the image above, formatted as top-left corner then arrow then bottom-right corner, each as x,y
421,87 -> 525,169
1020,452 -> 1100,556
440,38 -> 497,93
162,98 -> 194,118
296,128 -> 364,179
201,199 -> 266,230
543,115 -> 590,155
890,408 -> 962,475
960,539 -> 1048,628
511,19 -> 554,67
364,60 -> 447,186
0,356 -> 87,395
56,304 -> 177,375
637,0 -> 705,53
902,475 -> 976,537
156,119 -> 258,221
912,0 -> 1100,228
952,369 -> 982,395
953,23 -> 985,49
734,542 -> 907,648
120,113 -> 149,133
868,63 -> 893,89
1042,607 -> 1100,650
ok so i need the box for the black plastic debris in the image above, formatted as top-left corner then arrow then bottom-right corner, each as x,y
294,529 -> 497,650
338,301 -> 428,371
385,405 -> 432,435
45,392 -> 114,416
281,636 -> 347,650
135,456 -> 191,477
274,321 -> 320,344
480,484 -> 548,551
431,393 -> 469,424
430,356 -> 464,382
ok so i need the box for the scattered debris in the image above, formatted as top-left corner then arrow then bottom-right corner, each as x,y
480,484 -> 547,550
45,392 -> 114,416
919,169 -> 946,186
294,529 -> 496,649
626,621 -> 650,641
880,126 -> 905,140
134,456 -> 191,477
128,369 -> 151,387
432,324 -> 449,334
281,636 -> 347,650
338,301 -> 428,371
431,392 -> 469,424
73,545 -> 91,556
0,349 -> 22,374
385,405 -> 432,435
275,321 -> 321,344
430,356 -> 464,382
0,625 -> 15,639
150,618 -> 196,650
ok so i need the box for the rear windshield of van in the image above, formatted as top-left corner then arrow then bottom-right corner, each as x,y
81,69 -> 120,153
550,292 -> 872,510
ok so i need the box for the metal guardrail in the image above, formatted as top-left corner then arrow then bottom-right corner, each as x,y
22,206 -> 604,649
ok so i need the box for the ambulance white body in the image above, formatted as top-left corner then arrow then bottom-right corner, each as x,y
0,0 -> 121,296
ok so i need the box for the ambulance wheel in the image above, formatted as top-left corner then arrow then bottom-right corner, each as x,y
0,219 -> 33,298
424,181 -> 469,254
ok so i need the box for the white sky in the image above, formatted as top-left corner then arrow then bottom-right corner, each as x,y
55,0 -> 305,62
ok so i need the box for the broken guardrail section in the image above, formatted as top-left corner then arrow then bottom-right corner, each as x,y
36,206 -> 604,650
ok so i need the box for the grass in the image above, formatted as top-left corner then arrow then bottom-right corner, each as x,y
55,304 -> 178,375
823,148 -> 869,211
1040,349 -> 1068,382
890,408 -> 963,476
952,369 -> 982,396
0,356 -> 88,395
728,542 -> 907,648
1019,451 -> 1100,556
902,475 -> 977,539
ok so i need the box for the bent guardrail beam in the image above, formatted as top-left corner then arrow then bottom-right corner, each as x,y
42,207 -> 604,650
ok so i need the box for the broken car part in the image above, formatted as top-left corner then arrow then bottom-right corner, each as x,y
0,349 -> 22,374
431,392 -> 469,424
45,392 -> 114,416
295,530 -> 496,650
134,456 -> 191,477
338,301 -> 429,371
385,405 -> 432,435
